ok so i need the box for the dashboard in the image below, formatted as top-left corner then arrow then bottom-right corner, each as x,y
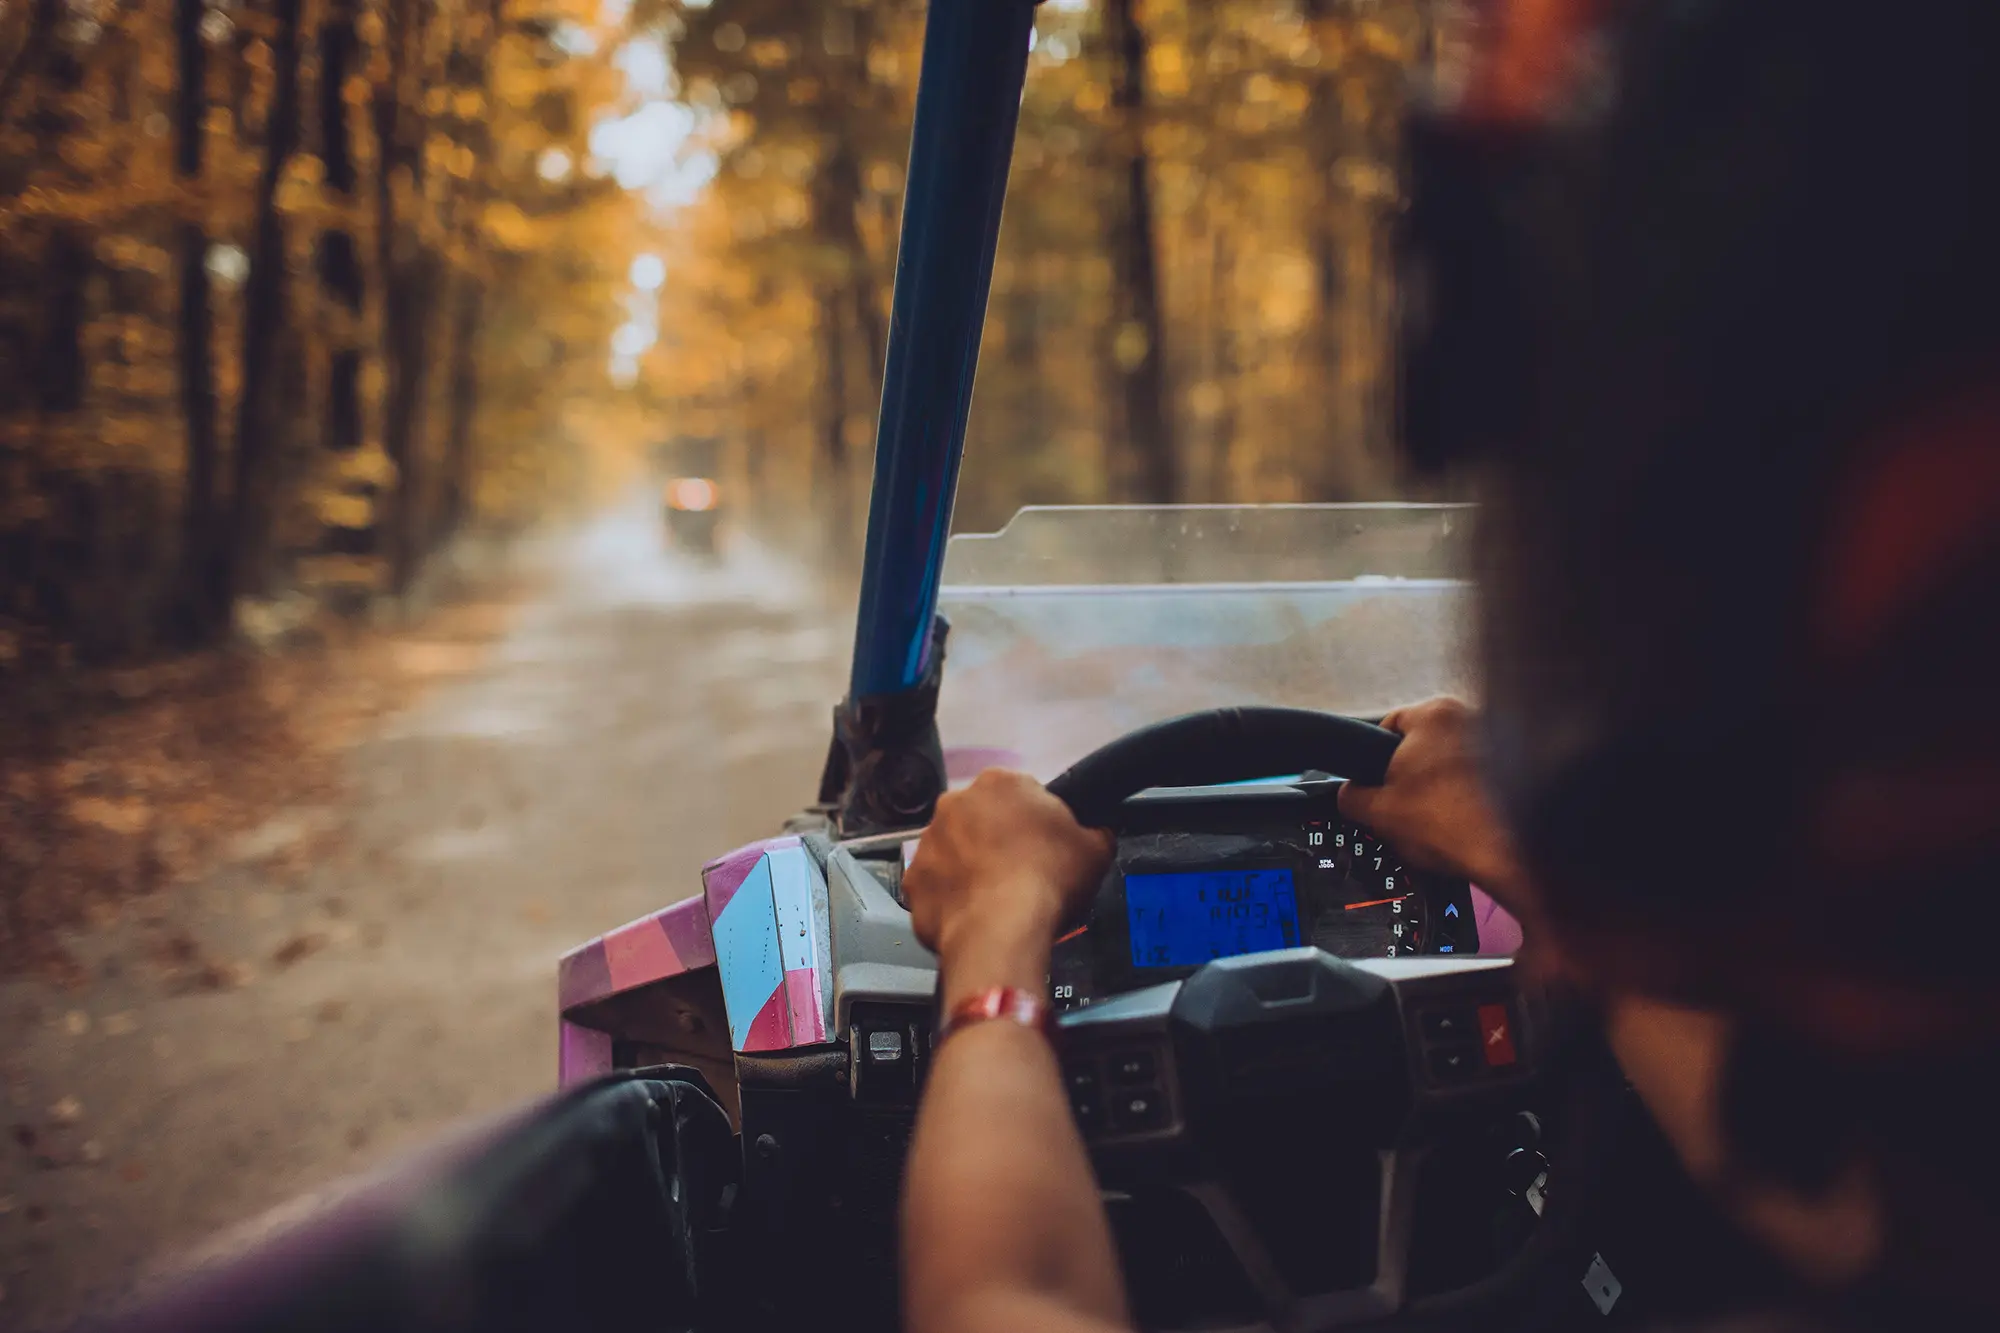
1047,779 -> 1480,1013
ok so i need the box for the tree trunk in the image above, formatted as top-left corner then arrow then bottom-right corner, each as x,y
813,137 -> 883,415
438,274 -> 482,538
373,0 -> 436,591
1302,0 -> 1355,500
1206,218 -> 1240,502
1102,0 -> 1178,503
316,0 -> 366,460
0,0 -> 62,129
379,257 -> 438,589
815,283 -> 852,552
226,0 -> 305,615
835,8 -> 886,404
432,0 -> 503,546
171,0 -> 223,642
38,228 -> 90,412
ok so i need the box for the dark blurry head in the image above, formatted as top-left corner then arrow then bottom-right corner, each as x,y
1401,0 -> 2000,1314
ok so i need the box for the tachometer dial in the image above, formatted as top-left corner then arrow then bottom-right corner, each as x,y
1312,881 -> 1428,957
1309,830 -> 1429,957
1350,885 -> 1427,956
1347,832 -> 1400,891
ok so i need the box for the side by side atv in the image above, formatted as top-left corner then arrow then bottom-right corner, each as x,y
89,3 -> 1791,1331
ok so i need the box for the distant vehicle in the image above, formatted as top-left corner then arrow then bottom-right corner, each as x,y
662,473 -> 723,555
658,434 -> 725,555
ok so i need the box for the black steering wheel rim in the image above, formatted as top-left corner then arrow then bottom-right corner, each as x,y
1045,706 -> 1401,827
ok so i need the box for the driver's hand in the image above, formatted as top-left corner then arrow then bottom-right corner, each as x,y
1337,698 -> 1531,908
905,770 -> 1114,998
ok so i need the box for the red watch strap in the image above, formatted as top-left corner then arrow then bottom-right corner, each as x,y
938,985 -> 1052,1043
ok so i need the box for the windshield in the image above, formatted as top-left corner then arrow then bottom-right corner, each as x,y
936,504 -> 1475,779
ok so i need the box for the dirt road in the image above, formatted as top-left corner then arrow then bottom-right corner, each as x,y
0,499 -> 847,1330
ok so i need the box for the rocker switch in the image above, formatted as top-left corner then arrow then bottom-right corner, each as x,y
1108,1049 -> 1157,1084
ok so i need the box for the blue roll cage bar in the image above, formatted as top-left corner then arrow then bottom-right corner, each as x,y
821,0 -> 1038,833
849,0 -> 1035,698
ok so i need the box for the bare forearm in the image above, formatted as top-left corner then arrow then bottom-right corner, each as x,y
902,908 -> 1130,1333
904,1022 -> 1129,1333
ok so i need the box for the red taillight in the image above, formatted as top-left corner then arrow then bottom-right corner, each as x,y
666,477 -> 718,512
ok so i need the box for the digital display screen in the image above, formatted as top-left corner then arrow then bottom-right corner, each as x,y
1125,868 -> 1300,968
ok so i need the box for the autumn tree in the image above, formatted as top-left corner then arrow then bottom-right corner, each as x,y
2,0 -> 647,668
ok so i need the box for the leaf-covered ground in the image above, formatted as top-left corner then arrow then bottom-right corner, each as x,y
0,589 -> 525,988
0,500 -> 845,1329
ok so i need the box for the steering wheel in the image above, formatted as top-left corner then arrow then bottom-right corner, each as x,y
1034,707 -> 1619,1332
1045,706 -> 1401,826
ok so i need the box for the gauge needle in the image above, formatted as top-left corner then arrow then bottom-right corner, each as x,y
1345,894 -> 1413,911
1055,924 -> 1089,945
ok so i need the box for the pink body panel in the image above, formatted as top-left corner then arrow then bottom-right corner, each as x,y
558,835 -> 837,1083
782,966 -> 826,1045
558,1021 -> 615,1085
558,893 -> 716,1014
740,986 -> 791,1052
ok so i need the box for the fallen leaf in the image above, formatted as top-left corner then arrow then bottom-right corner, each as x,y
189,960 -> 253,991
151,931 -> 200,966
69,796 -> 151,835
62,1010 -> 90,1036
270,933 -> 326,968
48,1096 -> 82,1125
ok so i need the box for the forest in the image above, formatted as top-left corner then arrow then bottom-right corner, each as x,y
1,0 -> 1443,668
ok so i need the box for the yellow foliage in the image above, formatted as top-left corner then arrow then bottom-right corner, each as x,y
481,201 -> 537,250
1150,41 -> 1190,98
311,489 -> 375,530
336,446 -> 399,489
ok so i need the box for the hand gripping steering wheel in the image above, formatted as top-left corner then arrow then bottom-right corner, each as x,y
1035,708 -> 1612,1331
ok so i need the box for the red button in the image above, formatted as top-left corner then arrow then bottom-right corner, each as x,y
1478,1003 -> 1517,1067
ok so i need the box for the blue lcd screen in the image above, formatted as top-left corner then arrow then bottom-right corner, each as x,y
1125,869 -> 1300,968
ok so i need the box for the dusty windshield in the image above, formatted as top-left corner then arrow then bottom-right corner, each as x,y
936,505 -> 1475,779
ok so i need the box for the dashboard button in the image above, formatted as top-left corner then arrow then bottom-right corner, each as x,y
1478,1003 -> 1519,1067
1110,1086 -> 1169,1133
1421,1008 -> 1478,1043
1428,1042 -> 1481,1083
1108,1049 -> 1157,1084
1065,1066 -> 1105,1129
